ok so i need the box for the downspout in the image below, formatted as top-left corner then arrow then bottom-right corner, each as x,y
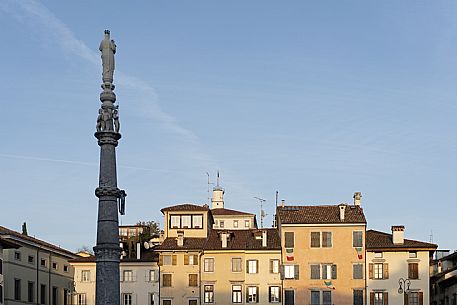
198,251 -> 203,305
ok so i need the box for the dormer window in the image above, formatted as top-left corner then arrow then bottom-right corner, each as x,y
182,215 -> 192,228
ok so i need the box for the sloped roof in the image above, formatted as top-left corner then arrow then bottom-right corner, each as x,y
155,237 -> 207,251
277,205 -> 366,224
0,226 -> 77,258
366,230 -> 437,250
161,204 -> 209,213
204,229 -> 281,251
211,208 -> 254,216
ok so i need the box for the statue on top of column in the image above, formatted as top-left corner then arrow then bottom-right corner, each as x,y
100,30 -> 116,83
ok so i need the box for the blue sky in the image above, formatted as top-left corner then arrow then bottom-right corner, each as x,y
1,0 -> 456,252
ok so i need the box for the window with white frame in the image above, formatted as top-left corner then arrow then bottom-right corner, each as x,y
181,215 -> 192,228
311,232 -> 320,248
219,221 -> 224,228
170,215 -> 180,228
247,286 -> 258,303
310,264 -> 336,279
322,232 -> 332,247
233,220 -> 239,228
310,264 -> 320,279
192,215 -> 203,228
123,270 -> 133,282
284,265 -> 295,279
270,259 -> 279,274
81,270 -> 90,282
204,258 -> 214,272
148,270 -> 155,282
149,293 -> 155,305
122,293 -> 132,305
232,285 -> 242,303
409,251 -> 417,258
188,254 -> 195,265
269,286 -> 280,303
77,294 -> 86,305
374,263 -> 383,279
169,214 -> 204,229
162,274 -> 172,287
374,252 -> 383,258
232,258 -> 242,272
353,231 -> 363,247
247,260 -> 258,274
311,291 -> 332,305
203,285 -> 214,303
374,292 -> 383,305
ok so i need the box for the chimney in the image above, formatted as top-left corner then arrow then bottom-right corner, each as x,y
177,230 -> 184,247
22,222 -> 28,236
221,232 -> 229,248
353,192 -> 362,206
262,230 -> 267,247
136,242 -> 141,260
339,204 -> 346,221
392,226 -> 405,244
281,200 -> 285,208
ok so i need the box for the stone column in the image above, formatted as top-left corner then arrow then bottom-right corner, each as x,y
94,30 -> 124,305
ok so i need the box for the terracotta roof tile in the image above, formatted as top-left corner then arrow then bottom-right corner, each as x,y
366,230 -> 437,250
155,237 -> 207,251
0,226 -> 77,258
211,208 -> 254,216
161,204 -> 209,213
277,205 -> 366,224
204,229 -> 281,251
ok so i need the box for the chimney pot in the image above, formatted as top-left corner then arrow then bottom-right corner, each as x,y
221,232 -> 229,248
177,230 -> 184,247
262,230 -> 267,247
281,200 -> 285,208
339,204 -> 346,221
353,192 -> 362,206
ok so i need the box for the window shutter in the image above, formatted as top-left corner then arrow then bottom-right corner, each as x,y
369,263 -> 373,279
158,255 -> 163,266
404,292 -> 408,305
280,265 -> 285,280
246,287 -> 249,303
332,265 -> 337,279
184,255 -> 189,265
294,265 -> 299,280
268,287 -> 272,303
172,255 -> 177,265
370,292 -> 374,305
246,260 -> 249,273
256,287 -> 259,303
383,292 -> 388,305
269,260 -> 273,273
419,292 -> 423,305
256,260 -> 259,273
383,263 -> 389,279
278,287 -> 281,302
194,255 -> 198,265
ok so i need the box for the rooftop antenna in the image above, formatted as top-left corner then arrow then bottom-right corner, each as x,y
206,172 -> 214,205
254,196 -> 267,228
216,171 -> 220,187
430,230 -> 434,243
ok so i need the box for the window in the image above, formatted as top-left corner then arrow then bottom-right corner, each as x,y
284,290 -> 294,305
163,255 -> 172,266
232,258 -> 242,272
170,215 -> 180,228
192,215 -> 203,228
219,221 -> 224,228
149,293 -> 155,305
311,264 -> 320,279
52,286 -> 58,305
81,270 -> 90,282
409,292 -> 419,305
408,263 -> 419,279
189,300 -> 197,305
247,260 -> 258,274
63,265 -> 69,272
353,231 -> 363,247
322,232 -> 332,247
322,291 -> 332,305
322,264 -> 337,279
269,286 -> 280,303
374,263 -> 383,279
234,220 -> 239,228
28,255 -> 34,264
182,215 -> 192,228
162,274 -> 172,287
232,285 -> 242,303
311,232 -> 320,248
374,252 -> 383,258
409,251 -> 417,258
63,289 -> 68,305
163,301 -> 172,305
41,258 -> 47,267
353,290 -> 363,305
40,284 -> 46,305
204,285 -> 214,303
247,286 -> 258,303
122,293 -> 132,305
270,259 -> 279,274
14,279 -> 21,300
28,282 -> 34,302
284,265 -> 296,279
52,262 -> 58,270
245,220 -> 250,228
76,293 -> 86,305
0,285 -> 3,305
311,291 -> 320,305
123,270 -> 133,282
188,274 -> 198,287
353,264 -> 363,279
148,270 -> 156,282
184,254 -> 197,265
204,258 -> 214,272
285,232 -> 294,248
374,292 -> 384,305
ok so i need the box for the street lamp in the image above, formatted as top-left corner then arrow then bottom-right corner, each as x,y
398,278 -> 411,295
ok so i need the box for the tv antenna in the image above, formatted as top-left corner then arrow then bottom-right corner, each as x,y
254,197 -> 267,228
